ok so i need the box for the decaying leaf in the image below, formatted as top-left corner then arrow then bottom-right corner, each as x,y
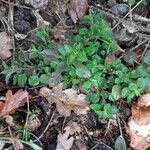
26,114 -> 42,132
126,93 -> 150,150
25,0 -> 48,9
56,127 -> 74,150
69,0 -> 88,23
64,122 -> 81,135
51,26 -> 66,43
0,90 -> 28,117
0,32 -> 13,60
104,53 -> 116,64
39,83 -> 89,117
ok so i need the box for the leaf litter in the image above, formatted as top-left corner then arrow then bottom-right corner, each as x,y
39,83 -> 89,117
0,90 -> 28,117
0,32 -> 13,60
126,93 -> 150,150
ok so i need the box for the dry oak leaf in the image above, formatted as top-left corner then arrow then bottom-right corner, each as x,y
0,32 -> 13,60
64,122 -> 81,135
56,127 -> 74,150
51,26 -> 66,43
126,93 -> 150,150
69,0 -> 88,23
39,83 -> 89,117
0,90 -> 28,117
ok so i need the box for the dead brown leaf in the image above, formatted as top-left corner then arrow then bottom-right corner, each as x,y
25,0 -> 48,9
65,122 -> 81,135
0,32 -> 13,60
126,93 -> 150,150
51,26 -> 66,43
39,83 -> 89,117
132,93 -> 150,125
104,53 -> 116,64
69,0 -> 88,23
26,114 -> 42,132
56,126 -> 74,150
0,90 -> 28,117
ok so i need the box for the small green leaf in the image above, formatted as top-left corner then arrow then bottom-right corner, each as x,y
40,74 -> 49,84
76,65 -> 91,78
86,92 -> 100,103
13,74 -> 18,85
121,87 -> 128,98
143,50 -> 150,65
112,85 -> 122,100
42,49 -> 59,61
82,81 -> 91,91
29,75 -> 40,86
72,79 -> 80,85
49,72 -> 62,87
18,74 -> 27,87
90,103 -> 102,111
115,136 -> 127,150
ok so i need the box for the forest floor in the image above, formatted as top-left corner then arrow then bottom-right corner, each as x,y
0,0 -> 150,150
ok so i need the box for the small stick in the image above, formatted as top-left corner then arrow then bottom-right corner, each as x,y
112,0 -> 144,30
139,40 -> 150,62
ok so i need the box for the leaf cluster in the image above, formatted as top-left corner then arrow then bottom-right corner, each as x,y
1,13 -> 150,120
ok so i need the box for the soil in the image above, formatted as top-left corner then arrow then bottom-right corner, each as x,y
0,0 -> 150,150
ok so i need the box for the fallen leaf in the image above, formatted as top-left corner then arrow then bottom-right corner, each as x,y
68,8 -> 78,24
26,114 -> 41,132
51,26 -> 66,43
132,94 -> 150,125
0,141 -> 5,150
39,83 -> 89,117
5,115 -> 15,127
56,126 -> 74,150
70,0 -> 88,21
0,32 -> 13,60
104,53 -> 116,64
126,119 -> 150,150
126,93 -> 150,150
64,122 -> 81,135
0,90 -> 28,117
25,0 -> 48,9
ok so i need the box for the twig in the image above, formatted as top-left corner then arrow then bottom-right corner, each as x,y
117,117 -> 123,137
139,40 -> 150,62
33,109 -> 56,141
130,39 -> 149,51
91,140 -> 114,150
24,92 -> 30,141
112,0 -> 144,30
8,126 -> 17,150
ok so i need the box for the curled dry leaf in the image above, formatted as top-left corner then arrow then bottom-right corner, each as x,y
126,93 -> 150,150
25,0 -> 48,9
51,26 -> 66,43
64,122 -> 81,135
56,127 -> 74,150
104,53 -> 116,64
69,0 -> 88,23
0,32 -> 13,60
0,90 -> 28,117
39,83 -> 89,117
26,114 -> 42,132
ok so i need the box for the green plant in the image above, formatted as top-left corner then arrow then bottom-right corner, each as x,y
1,13 -> 150,120
115,135 -> 127,150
